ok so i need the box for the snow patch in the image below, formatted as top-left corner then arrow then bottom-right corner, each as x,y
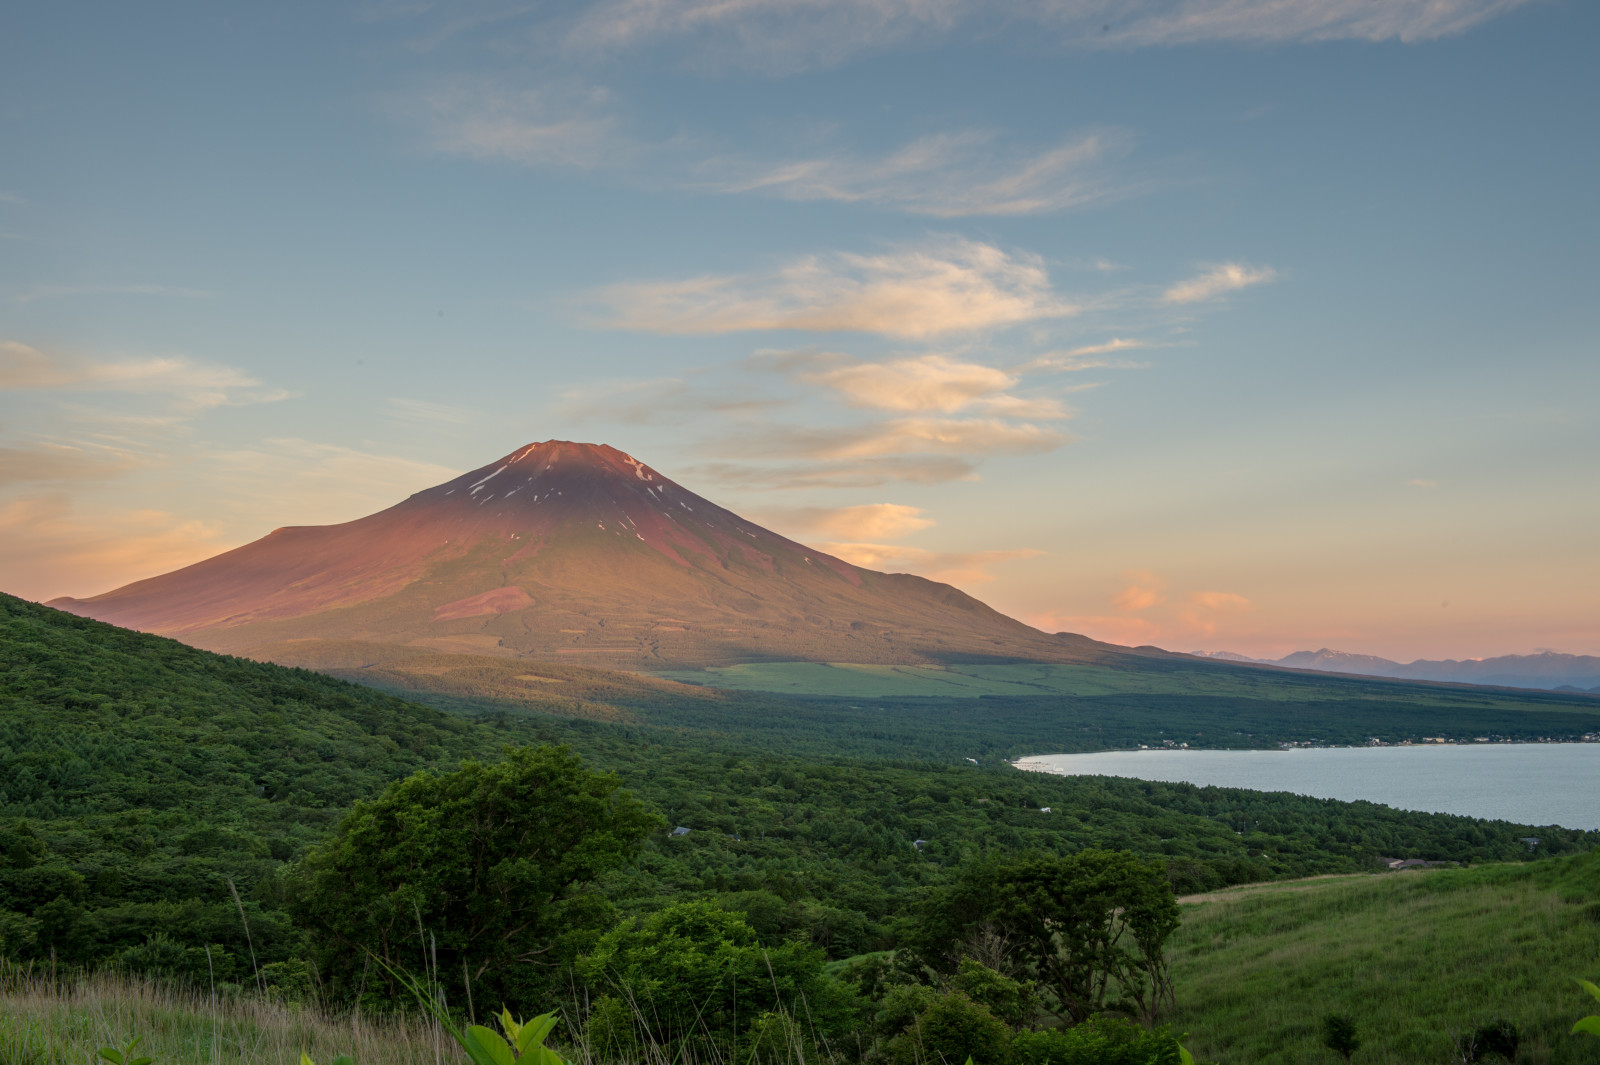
469,465 -> 508,491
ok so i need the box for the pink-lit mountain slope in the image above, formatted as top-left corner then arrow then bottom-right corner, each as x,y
50,441 -> 1123,669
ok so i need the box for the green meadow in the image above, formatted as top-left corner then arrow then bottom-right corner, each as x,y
1169,857 -> 1600,1064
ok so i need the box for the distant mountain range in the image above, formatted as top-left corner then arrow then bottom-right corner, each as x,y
50,440 -> 1130,670
1191,648 -> 1600,693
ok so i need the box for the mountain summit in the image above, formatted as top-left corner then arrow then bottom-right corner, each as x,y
51,441 -> 1109,667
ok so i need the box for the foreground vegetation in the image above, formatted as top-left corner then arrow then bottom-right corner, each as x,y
1171,857 -> 1600,1063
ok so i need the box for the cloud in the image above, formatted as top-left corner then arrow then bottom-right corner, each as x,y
405,79 -> 618,167
756,502 -> 934,540
1112,569 -> 1168,612
0,442 -> 150,485
12,284 -> 213,307
817,541 -> 1043,586
554,376 -> 782,424
705,128 -> 1136,217
386,397 -> 475,427
735,418 -> 1070,461
1026,610 -> 1163,645
208,439 -> 461,525
1162,262 -> 1277,304
691,455 -> 978,489
793,353 -> 1073,418
1408,478 -> 1438,489
0,495 -> 229,601
1,340 -> 289,411
590,238 -> 1077,338
560,0 -> 1528,72
1179,590 -> 1254,634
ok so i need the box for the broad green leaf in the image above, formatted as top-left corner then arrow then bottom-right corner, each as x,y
97,1051 -> 123,1065
465,1025 -> 517,1065
1179,1045 -> 1196,1065
517,1013 -> 559,1054
1573,1016 -> 1600,1038
301,1053 -> 315,1065
331,1057 -> 356,1065
130,1058 -> 153,1065
1578,979 -> 1600,1004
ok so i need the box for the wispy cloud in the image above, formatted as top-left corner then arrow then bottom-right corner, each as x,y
755,502 -> 934,540
0,495 -> 229,601
560,0 -> 1529,72
703,128 -> 1136,217
12,284 -> 214,307
554,376 -> 782,424
1162,262 -> 1276,304
692,455 -> 978,489
386,397 -> 476,427
1112,569 -> 1168,611
0,442 -> 151,486
404,78 -> 618,167
817,540 -> 1043,586
789,352 -> 1070,418
1,340 -> 288,411
591,237 -> 1077,338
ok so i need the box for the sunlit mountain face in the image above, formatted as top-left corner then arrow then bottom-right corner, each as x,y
51,440 -> 1127,669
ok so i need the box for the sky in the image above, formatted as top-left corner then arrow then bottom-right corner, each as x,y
2,0 -> 1596,662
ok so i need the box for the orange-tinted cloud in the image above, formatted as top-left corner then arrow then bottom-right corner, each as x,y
1111,569 -> 1168,612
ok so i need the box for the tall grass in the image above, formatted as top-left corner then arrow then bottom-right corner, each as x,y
1168,866 -> 1600,1064
0,963 -> 441,1065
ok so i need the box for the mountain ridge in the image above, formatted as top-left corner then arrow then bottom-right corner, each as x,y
49,440 -> 1131,669
1190,647 -> 1600,693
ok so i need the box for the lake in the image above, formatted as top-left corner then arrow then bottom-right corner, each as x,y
1014,744 -> 1600,830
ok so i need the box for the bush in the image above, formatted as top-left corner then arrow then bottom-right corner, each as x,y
890,992 -> 1010,1065
1011,1018 -> 1182,1065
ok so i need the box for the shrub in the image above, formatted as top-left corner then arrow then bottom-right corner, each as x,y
1011,1018 -> 1182,1065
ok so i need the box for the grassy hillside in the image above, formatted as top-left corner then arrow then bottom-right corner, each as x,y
1169,855 -> 1600,1064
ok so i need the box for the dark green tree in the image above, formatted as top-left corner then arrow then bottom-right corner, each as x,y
285,745 -> 660,1009
1321,1014 -> 1359,1063
926,850 -> 1181,1024
575,900 -> 855,1062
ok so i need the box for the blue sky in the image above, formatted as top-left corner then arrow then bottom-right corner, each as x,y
2,0 -> 1596,659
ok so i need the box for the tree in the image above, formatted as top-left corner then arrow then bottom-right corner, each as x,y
575,900 -> 855,1062
1321,1014 -> 1359,1063
925,851 -> 1181,1024
285,745 -> 660,1009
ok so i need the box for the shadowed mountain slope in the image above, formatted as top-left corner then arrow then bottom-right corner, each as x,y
51,441 -> 1126,669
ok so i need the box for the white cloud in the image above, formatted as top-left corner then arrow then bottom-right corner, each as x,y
406,79 -> 618,167
592,238 -> 1077,338
561,0 -> 1529,71
0,340 -> 289,411
692,455 -> 979,489
208,439 -> 460,526
705,128 -> 1135,217
1162,262 -> 1276,304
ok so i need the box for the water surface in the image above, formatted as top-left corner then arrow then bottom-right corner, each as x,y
1015,744 -> 1600,830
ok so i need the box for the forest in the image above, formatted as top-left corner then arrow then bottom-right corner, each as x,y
3,592 -> 1599,1063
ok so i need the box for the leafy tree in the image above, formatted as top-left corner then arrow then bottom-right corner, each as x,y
286,745 -> 660,1008
889,991 -> 1009,1065
575,899 -> 855,1061
926,851 -> 1180,1024
1321,1014 -> 1359,1063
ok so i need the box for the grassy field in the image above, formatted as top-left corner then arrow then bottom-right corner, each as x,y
1168,856 -> 1600,1064
0,968 -> 445,1065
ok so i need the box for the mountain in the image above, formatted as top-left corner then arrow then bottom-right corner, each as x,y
1193,647 -> 1600,693
50,440 -> 1122,669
